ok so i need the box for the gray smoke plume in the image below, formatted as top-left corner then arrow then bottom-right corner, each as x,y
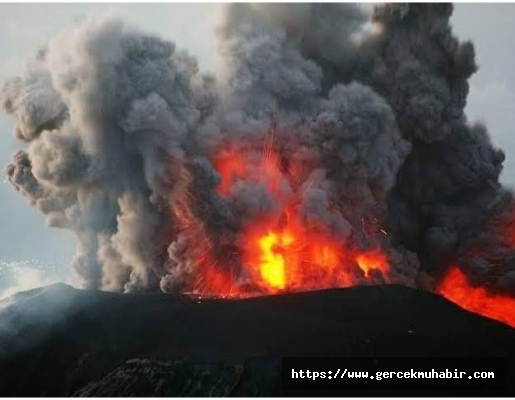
2,15 -> 210,292
2,4 -> 513,295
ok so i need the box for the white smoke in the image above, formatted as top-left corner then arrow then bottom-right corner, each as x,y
0,260 -> 70,300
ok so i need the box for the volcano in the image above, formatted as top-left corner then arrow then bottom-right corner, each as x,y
1,283 -> 515,396
2,3 -> 515,395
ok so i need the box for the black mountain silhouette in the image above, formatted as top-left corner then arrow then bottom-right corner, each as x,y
1,283 -> 514,396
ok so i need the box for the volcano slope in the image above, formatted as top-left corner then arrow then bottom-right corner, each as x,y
0,284 -> 514,396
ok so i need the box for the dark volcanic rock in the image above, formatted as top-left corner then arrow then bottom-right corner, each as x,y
0,284 -> 514,396
75,358 -> 281,397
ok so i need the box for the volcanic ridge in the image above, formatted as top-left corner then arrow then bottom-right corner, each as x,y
0,283 -> 514,396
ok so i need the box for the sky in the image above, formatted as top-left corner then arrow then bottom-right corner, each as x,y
0,3 -> 514,295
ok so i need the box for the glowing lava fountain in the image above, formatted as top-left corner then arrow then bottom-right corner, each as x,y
176,136 -> 392,295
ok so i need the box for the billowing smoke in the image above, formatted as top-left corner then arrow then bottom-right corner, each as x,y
2,4 -> 513,296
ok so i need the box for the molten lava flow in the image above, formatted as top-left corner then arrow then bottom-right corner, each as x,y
437,266 -> 515,329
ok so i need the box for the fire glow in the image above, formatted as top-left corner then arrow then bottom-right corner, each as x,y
175,136 -> 515,331
176,137 -> 391,295
241,221 -> 390,294
438,266 -> 515,329
255,231 -> 292,290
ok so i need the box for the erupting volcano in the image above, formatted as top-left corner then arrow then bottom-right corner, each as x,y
2,3 -> 515,330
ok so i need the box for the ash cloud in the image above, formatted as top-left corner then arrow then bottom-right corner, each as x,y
2,4 -> 513,294
2,14 -> 208,292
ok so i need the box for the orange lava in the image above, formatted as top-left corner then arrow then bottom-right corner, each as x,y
212,147 -> 249,196
241,219 -> 349,293
437,266 -> 515,328
356,250 -> 390,280
241,225 -> 390,293
209,136 -> 390,294
169,134 -> 391,295
256,230 -> 292,289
